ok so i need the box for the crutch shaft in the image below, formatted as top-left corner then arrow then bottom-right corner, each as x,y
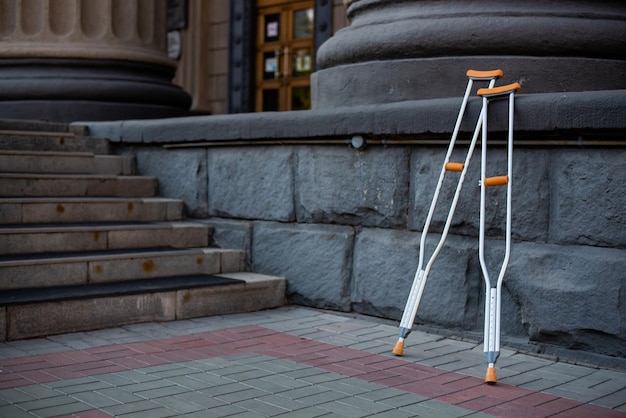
394,69 -> 503,356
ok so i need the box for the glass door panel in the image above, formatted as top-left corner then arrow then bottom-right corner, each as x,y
256,1 -> 314,112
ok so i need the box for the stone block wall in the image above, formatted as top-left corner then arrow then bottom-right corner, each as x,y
116,139 -> 626,359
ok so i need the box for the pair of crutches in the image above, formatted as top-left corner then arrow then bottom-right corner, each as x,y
392,69 -> 521,384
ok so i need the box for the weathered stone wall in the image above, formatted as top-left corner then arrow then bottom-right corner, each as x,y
114,137 -> 626,360
83,89 -> 625,362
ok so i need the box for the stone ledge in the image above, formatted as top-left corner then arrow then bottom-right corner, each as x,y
77,90 -> 626,144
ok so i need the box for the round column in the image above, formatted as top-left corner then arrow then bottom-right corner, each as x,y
312,0 -> 626,108
0,0 -> 191,122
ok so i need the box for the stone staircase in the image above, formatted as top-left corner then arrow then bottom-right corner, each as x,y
0,120 -> 285,341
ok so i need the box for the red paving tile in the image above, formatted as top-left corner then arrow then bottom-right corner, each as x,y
0,324 -> 624,418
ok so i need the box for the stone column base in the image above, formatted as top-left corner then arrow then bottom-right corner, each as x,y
0,59 -> 192,122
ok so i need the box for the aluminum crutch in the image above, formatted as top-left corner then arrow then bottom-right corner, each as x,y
393,69 -> 503,356
476,82 -> 521,384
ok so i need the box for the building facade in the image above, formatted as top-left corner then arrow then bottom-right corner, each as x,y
1,0 -> 625,363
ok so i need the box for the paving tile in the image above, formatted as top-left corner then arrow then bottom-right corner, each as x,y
0,387 -> 37,403
0,404 -> 39,417
272,405 -> 332,417
237,397 -> 292,416
377,391 -> 429,407
95,387 -> 144,404
256,393 -> 309,411
16,394 -> 78,411
151,394 -> 206,414
134,382 -> 190,399
260,374 -> 311,390
101,399 -> 166,416
295,389 -> 348,405
199,403 -> 250,416
356,387 -> 407,402
33,400 -> 93,417
590,388 -> 626,409
174,390 -> 228,409
14,384 -> 63,399
0,306 -> 625,418
70,390 -> 122,408
401,398 -> 482,418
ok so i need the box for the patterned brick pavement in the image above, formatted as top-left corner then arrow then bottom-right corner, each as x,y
0,307 -> 624,417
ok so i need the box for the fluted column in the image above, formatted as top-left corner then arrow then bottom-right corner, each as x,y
312,0 -> 626,108
0,0 -> 191,122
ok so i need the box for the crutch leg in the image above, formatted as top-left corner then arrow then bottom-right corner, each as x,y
393,70 -> 503,356
477,82 -> 521,383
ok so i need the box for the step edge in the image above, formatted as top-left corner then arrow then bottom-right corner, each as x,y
0,247 -> 240,266
0,273 -> 247,306
0,221 -> 209,234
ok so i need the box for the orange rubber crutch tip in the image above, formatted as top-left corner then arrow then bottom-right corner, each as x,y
392,340 -> 405,356
485,367 -> 497,384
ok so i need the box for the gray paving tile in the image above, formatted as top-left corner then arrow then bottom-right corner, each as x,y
295,389 -> 348,405
273,405 -> 331,417
145,364 -> 202,379
152,394 -> 207,414
300,371 -> 346,384
216,387 -> 271,404
52,380 -> 113,395
356,387 -> 404,402
201,403 -> 250,416
96,387 -> 145,404
97,372 -> 139,387
587,386 -> 626,408
47,332 -> 112,350
334,394 -> 396,414
316,399 -> 375,417
123,379 -> 178,394
319,379 -> 375,396
14,384 -> 63,400
4,339 -> 68,356
260,374 -> 311,390
237,398 -> 292,416
0,387 -> 37,403
377,392 -> 429,407
200,382 -> 252,397
102,399 -> 167,416
70,390 -> 121,408
0,404 -> 34,417
175,390 -> 228,409
164,374 -> 215,390
33,400 -> 92,418
113,369 -> 162,384
256,393 -> 309,411
280,385 -> 330,401
16,395 -> 77,412
134,383 -> 190,400
283,367 -> 330,380
400,398 -> 479,418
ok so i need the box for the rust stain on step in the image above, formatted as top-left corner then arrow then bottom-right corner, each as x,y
56,204 -> 65,213
142,260 -> 156,273
94,265 -> 103,274
196,257 -> 204,265
183,291 -> 191,302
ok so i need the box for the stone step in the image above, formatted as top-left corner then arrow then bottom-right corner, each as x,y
0,247 -> 246,290
0,221 -> 212,255
0,173 -> 157,197
0,197 -> 184,224
0,130 -> 110,154
0,118 -> 73,133
0,271 -> 286,341
0,150 -> 135,175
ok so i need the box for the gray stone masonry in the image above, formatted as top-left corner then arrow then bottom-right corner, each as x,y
79,91 -> 626,363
